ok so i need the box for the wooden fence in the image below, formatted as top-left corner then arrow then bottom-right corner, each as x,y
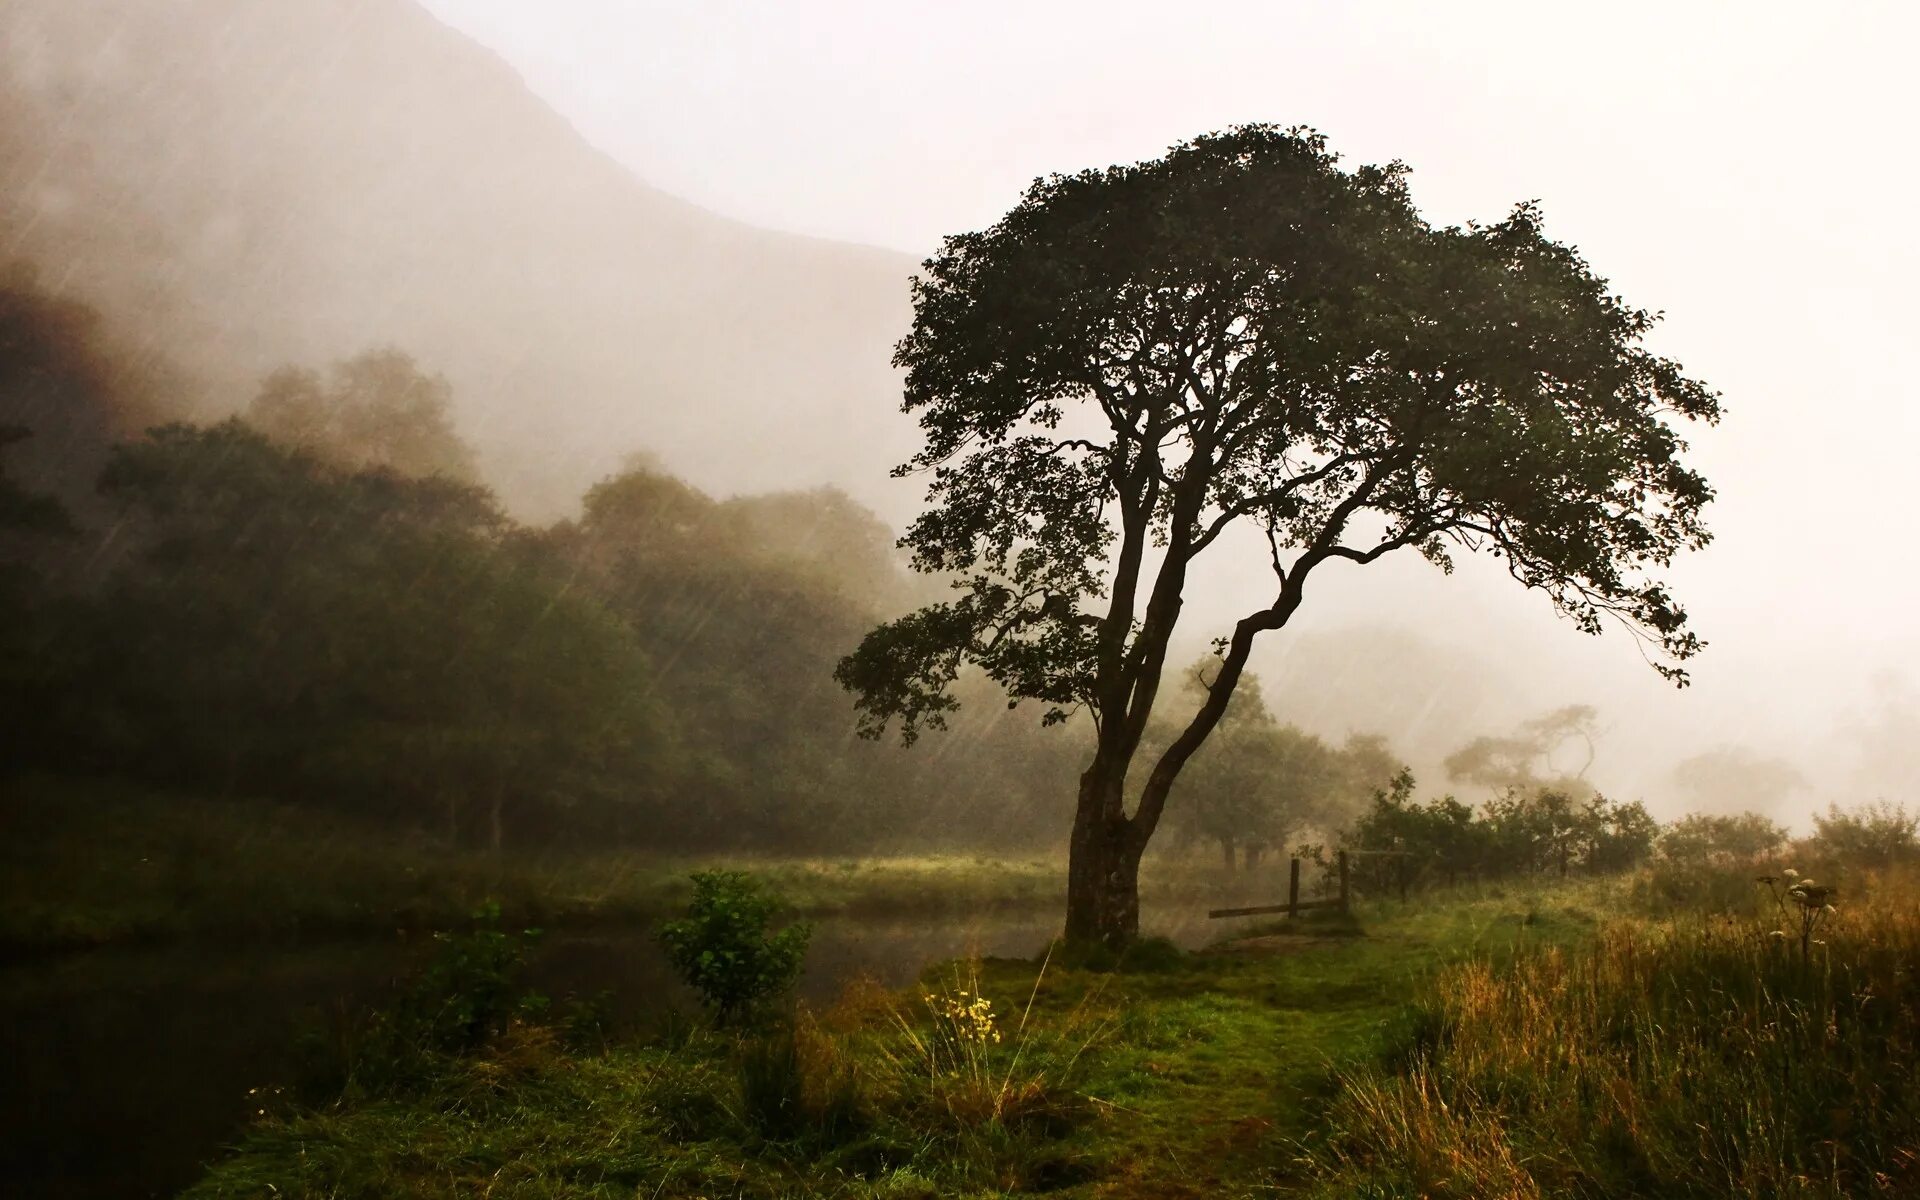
1205,849 -> 1415,920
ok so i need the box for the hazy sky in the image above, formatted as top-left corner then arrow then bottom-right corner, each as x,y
416,0 -> 1918,809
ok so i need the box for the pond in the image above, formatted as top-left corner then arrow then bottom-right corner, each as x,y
1,906 -> 1220,1198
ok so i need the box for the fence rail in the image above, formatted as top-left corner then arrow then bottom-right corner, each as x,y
1207,850 -> 1353,920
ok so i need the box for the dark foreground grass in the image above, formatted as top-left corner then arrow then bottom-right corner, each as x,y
184,885 -> 1605,1198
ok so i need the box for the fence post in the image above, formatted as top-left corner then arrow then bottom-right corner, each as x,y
1288,857 -> 1301,919
1338,850 -> 1350,914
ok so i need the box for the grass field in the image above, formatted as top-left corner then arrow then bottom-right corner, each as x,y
182,882 -> 1621,1198
1301,865 -> 1920,1198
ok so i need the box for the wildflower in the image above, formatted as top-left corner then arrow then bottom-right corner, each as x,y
1783,868 -> 1799,880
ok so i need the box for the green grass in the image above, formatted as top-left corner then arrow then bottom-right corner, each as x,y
182,881 -> 1611,1198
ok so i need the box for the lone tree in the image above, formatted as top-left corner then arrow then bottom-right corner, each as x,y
1445,703 -> 1603,798
836,126 -> 1718,947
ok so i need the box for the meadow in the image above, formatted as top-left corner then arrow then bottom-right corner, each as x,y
176,853 -> 1920,1200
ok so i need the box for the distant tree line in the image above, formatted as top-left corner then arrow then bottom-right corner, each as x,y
1338,775 -> 1919,896
1,272 -> 1086,854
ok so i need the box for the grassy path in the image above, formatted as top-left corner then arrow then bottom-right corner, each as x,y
1020,890 -> 1600,1196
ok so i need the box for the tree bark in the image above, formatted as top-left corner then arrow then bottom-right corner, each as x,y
1064,763 -> 1143,948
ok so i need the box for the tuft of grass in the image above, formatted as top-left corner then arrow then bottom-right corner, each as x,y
876,950 -> 1109,1134
1301,867 -> 1920,1198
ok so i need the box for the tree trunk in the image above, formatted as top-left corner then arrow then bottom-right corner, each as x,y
1246,844 -> 1265,872
1065,764 -> 1142,948
1220,838 -> 1237,873
488,791 -> 505,856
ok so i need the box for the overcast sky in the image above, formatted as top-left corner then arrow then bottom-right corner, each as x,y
415,0 -> 1919,807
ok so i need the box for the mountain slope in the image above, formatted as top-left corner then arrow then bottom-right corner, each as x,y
0,0 -> 918,515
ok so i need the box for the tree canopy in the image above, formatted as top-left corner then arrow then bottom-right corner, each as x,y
246,348 -> 477,481
837,124 -> 1719,944
1445,704 -> 1603,798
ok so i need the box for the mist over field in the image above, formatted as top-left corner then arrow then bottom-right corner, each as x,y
4,3 -> 1919,1198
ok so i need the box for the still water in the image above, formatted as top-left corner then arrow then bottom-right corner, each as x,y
2,908 -> 1217,1198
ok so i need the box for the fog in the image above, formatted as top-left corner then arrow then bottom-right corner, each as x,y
5,0 -> 1917,826
418,0 -> 1920,823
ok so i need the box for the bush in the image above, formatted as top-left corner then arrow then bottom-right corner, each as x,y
657,870 -> 811,1024
1657,811 -> 1787,865
1809,800 -> 1919,868
305,902 -> 547,1098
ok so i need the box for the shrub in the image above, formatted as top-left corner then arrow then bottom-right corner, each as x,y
1809,800 -> 1919,868
1657,811 -> 1787,865
305,901 -> 547,1098
657,870 -> 811,1025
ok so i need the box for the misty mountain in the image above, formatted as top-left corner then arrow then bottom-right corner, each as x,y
0,0 -> 918,517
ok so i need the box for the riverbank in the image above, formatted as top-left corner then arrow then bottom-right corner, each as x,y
1,774 -> 1285,956
1,775 -> 1035,954
176,869 -> 1920,1198
179,883 -> 1609,1198
1,907 -> 1103,1198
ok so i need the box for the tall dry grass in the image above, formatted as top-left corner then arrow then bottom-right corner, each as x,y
1307,867 -> 1920,1198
